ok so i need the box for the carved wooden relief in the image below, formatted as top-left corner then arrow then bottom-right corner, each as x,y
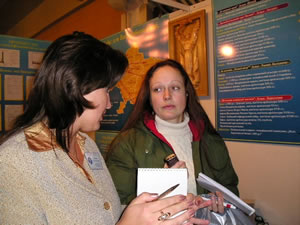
169,10 -> 208,96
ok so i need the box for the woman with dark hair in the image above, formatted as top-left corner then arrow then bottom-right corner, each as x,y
106,59 -> 239,213
0,34 -> 207,225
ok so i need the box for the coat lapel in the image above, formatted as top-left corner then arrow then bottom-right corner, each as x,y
52,150 -> 103,197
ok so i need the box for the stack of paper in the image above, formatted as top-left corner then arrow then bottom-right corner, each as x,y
197,173 -> 255,216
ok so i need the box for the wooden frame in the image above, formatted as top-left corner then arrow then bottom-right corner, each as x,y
169,9 -> 208,96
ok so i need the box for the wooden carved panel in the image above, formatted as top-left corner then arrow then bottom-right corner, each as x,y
169,10 -> 208,96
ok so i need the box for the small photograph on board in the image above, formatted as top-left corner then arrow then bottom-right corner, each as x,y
4,105 -> 23,131
4,74 -> 24,101
0,48 -> 20,68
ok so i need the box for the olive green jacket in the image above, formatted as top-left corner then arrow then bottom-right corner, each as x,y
106,119 -> 239,205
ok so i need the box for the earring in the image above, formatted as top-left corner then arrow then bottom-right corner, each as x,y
186,93 -> 188,96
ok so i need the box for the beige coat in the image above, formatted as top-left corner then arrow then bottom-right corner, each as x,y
0,130 -> 122,225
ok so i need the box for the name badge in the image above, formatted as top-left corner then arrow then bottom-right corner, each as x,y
85,152 -> 103,170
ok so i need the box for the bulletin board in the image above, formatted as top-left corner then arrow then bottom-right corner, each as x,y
213,0 -> 300,145
0,35 -> 50,132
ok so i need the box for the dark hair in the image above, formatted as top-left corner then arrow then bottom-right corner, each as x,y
0,32 -> 128,152
122,59 -> 216,134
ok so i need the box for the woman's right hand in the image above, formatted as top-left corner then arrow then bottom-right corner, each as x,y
117,192 -> 204,225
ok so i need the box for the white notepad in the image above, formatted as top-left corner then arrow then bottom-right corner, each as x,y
137,168 -> 188,197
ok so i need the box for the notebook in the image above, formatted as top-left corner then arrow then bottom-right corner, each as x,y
137,168 -> 188,197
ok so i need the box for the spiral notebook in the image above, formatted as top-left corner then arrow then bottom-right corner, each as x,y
137,168 -> 188,197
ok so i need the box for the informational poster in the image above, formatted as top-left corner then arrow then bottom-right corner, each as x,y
96,15 -> 169,156
213,0 -> 300,145
0,35 -> 50,132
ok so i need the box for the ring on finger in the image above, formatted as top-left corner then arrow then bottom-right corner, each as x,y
158,211 -> 171,221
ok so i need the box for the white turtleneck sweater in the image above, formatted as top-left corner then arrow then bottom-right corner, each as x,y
155,113 -> 197,195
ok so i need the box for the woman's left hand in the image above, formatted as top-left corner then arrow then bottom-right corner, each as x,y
208,191 -> 224,214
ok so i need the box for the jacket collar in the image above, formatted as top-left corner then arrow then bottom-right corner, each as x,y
143,113 -> 204,150
24,122 -> 86,152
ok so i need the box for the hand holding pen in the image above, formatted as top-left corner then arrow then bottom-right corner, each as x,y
152,185 -> 211,225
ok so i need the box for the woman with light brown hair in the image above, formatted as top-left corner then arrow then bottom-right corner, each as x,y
107,59 -> 239,214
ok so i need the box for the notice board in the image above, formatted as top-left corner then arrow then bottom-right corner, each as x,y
213,0 -> 300,145
0,35 -> 50,132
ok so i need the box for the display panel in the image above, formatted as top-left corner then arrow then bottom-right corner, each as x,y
0,35 -> 50,132
213,0 -> 300,144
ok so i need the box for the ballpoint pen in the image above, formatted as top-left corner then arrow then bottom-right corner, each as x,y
156,183 -> 180,200
201,196 -> 237,209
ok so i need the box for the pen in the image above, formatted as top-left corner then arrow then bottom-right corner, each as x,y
201,196 -> 237,209
156,183 -> 180,200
